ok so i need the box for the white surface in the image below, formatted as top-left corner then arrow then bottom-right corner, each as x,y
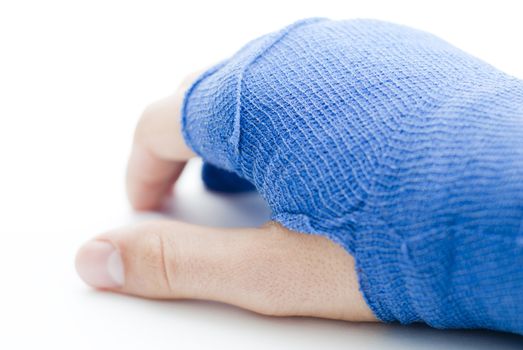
1,0 -> 523,349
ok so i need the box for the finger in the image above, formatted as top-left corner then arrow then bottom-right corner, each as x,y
75,221 -> 377,322
126,71 -> 201,210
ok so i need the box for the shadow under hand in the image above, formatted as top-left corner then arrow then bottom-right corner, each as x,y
121,294 -> 523,350
128,159 -> 271,227
152,299 -> 523,350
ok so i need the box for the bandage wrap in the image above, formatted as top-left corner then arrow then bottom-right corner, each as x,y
182,18 -> 523,334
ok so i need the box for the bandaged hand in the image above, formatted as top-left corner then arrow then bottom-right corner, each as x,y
76,19 -> 523,335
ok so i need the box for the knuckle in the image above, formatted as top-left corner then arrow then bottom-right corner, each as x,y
134,223 -> 176,294
134,104 -> 156,142
180,70 -> 200,91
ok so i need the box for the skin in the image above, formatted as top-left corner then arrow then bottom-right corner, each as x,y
75,70 -> 378,322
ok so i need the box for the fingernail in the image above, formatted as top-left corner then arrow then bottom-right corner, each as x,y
75,240 -> 125,289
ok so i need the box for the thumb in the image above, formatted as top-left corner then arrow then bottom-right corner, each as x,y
75,220 -> 376,321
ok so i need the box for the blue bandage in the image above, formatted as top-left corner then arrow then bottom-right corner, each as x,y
182,18 -> 523,334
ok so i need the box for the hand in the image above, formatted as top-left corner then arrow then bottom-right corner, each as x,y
75,71 -> 377,322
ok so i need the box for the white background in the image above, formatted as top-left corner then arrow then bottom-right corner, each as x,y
1,0 -> 523,348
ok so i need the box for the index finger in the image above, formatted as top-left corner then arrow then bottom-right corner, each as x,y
126,71 -> 201,210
